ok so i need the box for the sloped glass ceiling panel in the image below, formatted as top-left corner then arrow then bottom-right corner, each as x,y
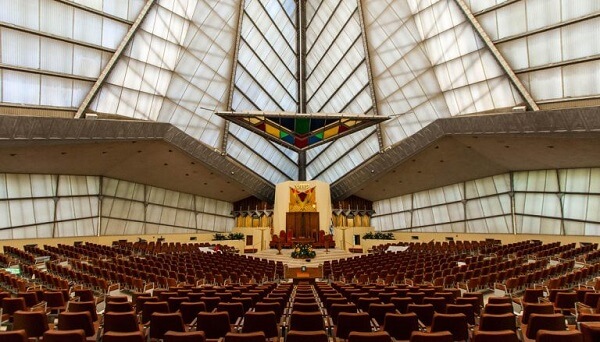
0,0 -> 137,108
232,0 -> 298,113
305,0 -> 373,114
469,0 -> 600,104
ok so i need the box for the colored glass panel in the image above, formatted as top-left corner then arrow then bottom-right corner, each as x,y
295,118 -> 310,134
265,124 -> 280,137
308,135 -> 321,145
295,136 -> 308,148
324,127 -> 339,139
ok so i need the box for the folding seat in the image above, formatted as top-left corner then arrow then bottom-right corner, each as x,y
222,331 -> 265,342
487,296 -> 512,305
390,297 -> 413,313
521,303 -> 554,325
240,311 -> 279,341
0,330 -> 27,342
408,331 -> 453,342
167,296 -> 190,313
357,297 -> 381,313
407,304 -> 435,327
254,302 -> 282,321
164,331 -> 206,342
329,303 -> 357,325
231,297 -> 253,312
106,295 -> 129,303
423,297 -> 446,314
196,311 -> 232,340
461,292 -> 483,311
141,301 -> 169,325
17,292 -> 38,308
348,331 -> 392,342
292,302 -> 320,313
216,302 -> 245,324
478,313 -> 516,332
102,331 -> 145,342
429,313 -> 468,342
43,329 -> 86,342
367,303 -> 396,326
554,292 -> 578,315
148,312 -> 185,341
472,330 -> 519,342
12,310 -> 49,341
335,312 -> 372,341
106,301 -> 134,313
382,312 -> 419,341
102,311 -> 141,335
484,303 -> 513,315
1,298 -> 26,322
288,311 -> 325,331
524,313 -> 566,341
58,311 -> 96,340
580,321 -> 600,342
285,330 -> 327,342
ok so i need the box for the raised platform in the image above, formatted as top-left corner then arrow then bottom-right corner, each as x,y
254,248 -> 356,268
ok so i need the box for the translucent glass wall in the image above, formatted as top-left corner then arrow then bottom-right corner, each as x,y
373,168 -> 600,236
0,174 -> 233,239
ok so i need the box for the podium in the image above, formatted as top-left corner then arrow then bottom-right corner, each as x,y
284,265 -> 323,284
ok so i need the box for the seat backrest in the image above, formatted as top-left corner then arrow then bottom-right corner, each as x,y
580,322 -> 600,342
103,311 -> 139,334
163,331 -> 206,342
43,329 -> 86,342
67,300 -> 98,322
292,302 -> 320,312
536,329 -> 583,342
141,301 -> 169,324
472,330 -> 519,342
407,304 -> 435,326
445,304 -> 475,326
382,312 -> 419,340
409,331 -> 453,342
430,313 -> 468,341
102,331 -> 145,342
12,310 -> 49,338
478,313 -> 516,332
329,303 -> 357,324
241,311 -> 278,338
347,331 -> 392,342
106,301 -> 134,313
483,303 -> 513,315
179,301 -> 207,324
254,302 -> 282,320
0,330 -> 28,342
196,311 -> 231,339
223,331 -> 267,342
521,303 -> 554,325
522,289 -> 544,304
58,311 -> 95,337
368,303 -> 397,325
390,297 -> 413,313
149,312 -> 185,339
555,292 -> 578,309
2,297 -> 26,315
289,311 -> 325,331
285,330 -> 328,342
487,297 -> 512,305
526,313 -> 567,339
336,312 -> 372,340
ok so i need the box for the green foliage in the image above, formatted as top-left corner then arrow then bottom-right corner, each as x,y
291,243 -> 316,259
362,231 -> 395,240
214,232 -> 244,241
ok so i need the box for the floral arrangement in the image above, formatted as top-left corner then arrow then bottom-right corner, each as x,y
214,232 -> 245,240
363,231 -> 395,240
291,243 -> 316,259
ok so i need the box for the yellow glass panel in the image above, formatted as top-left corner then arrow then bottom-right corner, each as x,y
323,127 -> 339,139
265,124 -> 280,137
248,117 -> 262,125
